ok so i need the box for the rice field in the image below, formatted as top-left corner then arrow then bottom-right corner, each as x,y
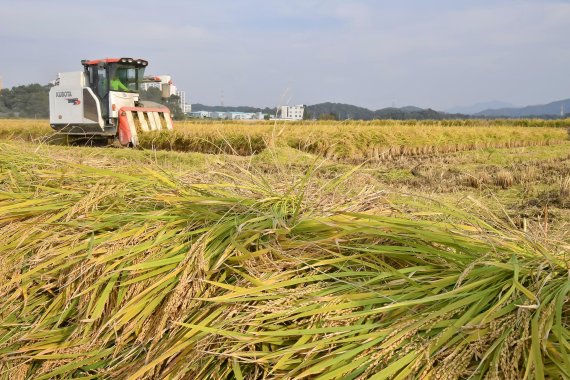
140,122 -> 566,160
1,119 -> 568,160
0,119 -> 569,379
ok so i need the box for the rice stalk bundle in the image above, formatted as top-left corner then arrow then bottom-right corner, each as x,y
560,176 -> 570,199
0,144 -> 568,379
494,170 -> 515,189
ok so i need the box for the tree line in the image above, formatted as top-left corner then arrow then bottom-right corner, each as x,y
2,83 -> 565,121
0,84 -> 184,119
0,84 -> 51,118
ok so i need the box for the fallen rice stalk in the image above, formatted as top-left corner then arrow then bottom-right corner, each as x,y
0,143 -> 568,379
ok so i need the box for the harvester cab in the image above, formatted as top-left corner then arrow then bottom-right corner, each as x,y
49,58 -> 173,146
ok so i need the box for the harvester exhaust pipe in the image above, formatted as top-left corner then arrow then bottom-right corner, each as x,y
161,82 -> 171,99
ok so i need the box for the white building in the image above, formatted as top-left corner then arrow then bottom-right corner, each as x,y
280,105 -> 305,120
188,111 -> 210,118
140,74 -> 192,112
226,112 -> 265,120
176,90 -> 192,113
140,75 -> 177,96
210,111 -> 228,119
187,111 -> 266,120
140,82 -> 160,91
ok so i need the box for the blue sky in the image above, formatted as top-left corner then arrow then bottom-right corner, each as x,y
1,0 -> 569,110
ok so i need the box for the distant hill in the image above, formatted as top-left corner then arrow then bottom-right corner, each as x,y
305,102 -> 468,120
373,107 -> 463,120
447,101 -> 515,115
191,99 -> 570,120
305,103 -> 374,120
399,106 -> 424,112
191,102 -> 469,120
475,98 -> 570,117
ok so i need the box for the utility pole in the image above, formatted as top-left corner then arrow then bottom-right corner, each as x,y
0,76 -> 3,93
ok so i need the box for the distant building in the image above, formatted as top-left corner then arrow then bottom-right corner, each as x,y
210,111 -> 228,119
140,75 -> 192,112
188,111 -> 210,118
280,105 -> 305,120
176,90 -> 192,113
140,75 -> 177,96
226,112 -> 265,120
187,111 -> 266,120
140,82 -> 160,91
177,90 -> 185,107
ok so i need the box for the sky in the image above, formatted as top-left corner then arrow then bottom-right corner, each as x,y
1,0 -> 569,110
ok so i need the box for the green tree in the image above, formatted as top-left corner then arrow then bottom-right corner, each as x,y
0,94 -> 8,115
0,84 -> 51,118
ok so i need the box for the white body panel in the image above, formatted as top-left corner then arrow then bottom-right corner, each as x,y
49,72 -> 104,129
109,92 -> 138,119
58,71 -> 86,87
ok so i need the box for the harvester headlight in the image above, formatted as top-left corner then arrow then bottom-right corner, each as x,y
128,59 -> 133,63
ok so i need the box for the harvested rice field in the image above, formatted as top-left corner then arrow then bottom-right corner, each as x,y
0,119 -> 569,379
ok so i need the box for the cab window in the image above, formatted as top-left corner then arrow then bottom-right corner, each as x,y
110,65 -> 141,92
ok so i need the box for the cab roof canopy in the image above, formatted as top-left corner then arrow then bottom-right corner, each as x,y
81,58 -> 148,67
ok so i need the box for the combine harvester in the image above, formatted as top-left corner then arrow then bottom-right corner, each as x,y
49,58 -> 174,146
